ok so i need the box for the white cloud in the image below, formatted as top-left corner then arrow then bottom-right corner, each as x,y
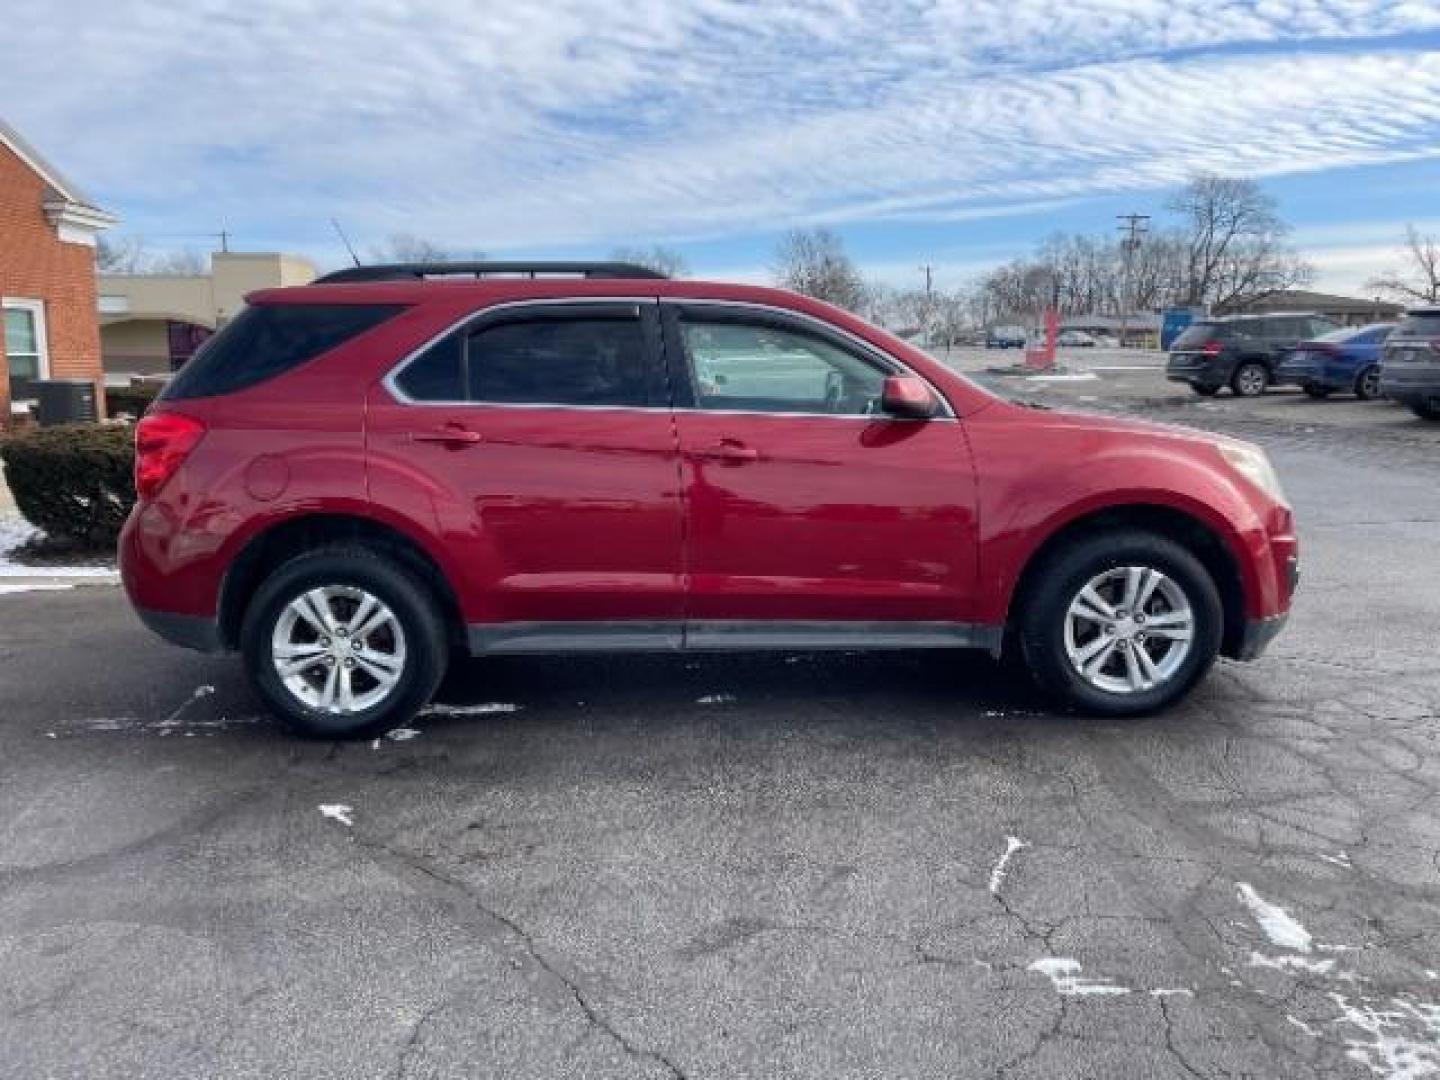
3,1 -> 1439,255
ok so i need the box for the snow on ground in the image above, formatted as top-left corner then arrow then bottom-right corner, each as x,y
318,804 -> 354,827
0,515 -> 117,579
987,836 -> 1028,894
1027,958 -> 1131,996
1236,882 -> 1314,953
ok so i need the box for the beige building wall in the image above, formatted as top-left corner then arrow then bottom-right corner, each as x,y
98,251 -> 317,378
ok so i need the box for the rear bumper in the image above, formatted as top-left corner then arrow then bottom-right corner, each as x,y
135,606 -> 225,653
1166,355 -> 1231,388
1234,611 -> 1289,661
1382,365 -> 1440,403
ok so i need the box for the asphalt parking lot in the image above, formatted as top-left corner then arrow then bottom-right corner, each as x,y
2,361 -> 1438,1079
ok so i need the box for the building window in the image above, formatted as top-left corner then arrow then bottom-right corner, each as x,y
3,299 -> 49,400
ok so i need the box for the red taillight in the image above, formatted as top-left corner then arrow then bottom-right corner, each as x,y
134,412 -> 205,500
1201,341 -> 1224,356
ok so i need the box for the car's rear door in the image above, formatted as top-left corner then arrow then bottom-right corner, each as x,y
365,299 -> 686,648
660,301 -> 980,645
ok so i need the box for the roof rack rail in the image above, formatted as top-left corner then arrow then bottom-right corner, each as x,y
313,261 -> 668,284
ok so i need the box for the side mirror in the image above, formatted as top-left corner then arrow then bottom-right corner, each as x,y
880,375 -> 939,419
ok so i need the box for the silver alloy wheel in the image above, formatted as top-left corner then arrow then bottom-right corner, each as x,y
1063,566 -> 1195,695
271,585 -> 407,714
1235,365 -> 1267,396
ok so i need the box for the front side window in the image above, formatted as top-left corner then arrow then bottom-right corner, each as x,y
3,300 -> 47,398
680,320 -> 887,415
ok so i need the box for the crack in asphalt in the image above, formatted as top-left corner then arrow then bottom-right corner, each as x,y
350,829 -> 687,1080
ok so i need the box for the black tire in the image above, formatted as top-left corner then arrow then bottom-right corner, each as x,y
1231,362 -> 1269,397
1411,399 -> 1440,421
241,546 -> 449,739
1017,530 -> 1224,717
1302,384 -> 1331,400
1354,366 -> 1382,401
1192,384 -> 1220,397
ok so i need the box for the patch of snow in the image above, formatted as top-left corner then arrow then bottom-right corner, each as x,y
1151,988 -> 1194,998
1025,372 -> 1100,382
973,959 -> 993,971
1250,952 -> 1336,976
0,516 -> 117,578
696,694 -> 736,705
386,727 -> 421,741
1427,972 -> 1438,982
988,835 -> 1028,894
319,804 -> 354,827
1320,851 -> 1353,868
0,580 -> 77,594
1237,882 -> 1313,953
420,702 -> 519,717
1328,992 -> 1440,1080
1028,958 -> 1131,996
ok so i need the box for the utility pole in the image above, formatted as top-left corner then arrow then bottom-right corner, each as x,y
919,264 -> 935,342
1117,214 -> 1150,347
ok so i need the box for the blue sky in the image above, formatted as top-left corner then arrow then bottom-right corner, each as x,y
5,0 -> 1440,293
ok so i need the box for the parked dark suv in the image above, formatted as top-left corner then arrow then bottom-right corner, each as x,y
1167,313 -> 1341,397
120,261 -> 1298,739
1380,307 -> 1440,420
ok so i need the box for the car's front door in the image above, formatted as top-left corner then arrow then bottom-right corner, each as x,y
366,299 -> 685,649
661,302 -> 981,646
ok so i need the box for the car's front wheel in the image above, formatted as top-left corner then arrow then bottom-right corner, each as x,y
1018,530 -> 1223,716
241,547 -> 449,739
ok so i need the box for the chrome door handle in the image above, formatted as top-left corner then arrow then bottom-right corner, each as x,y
412,425 -> 483,447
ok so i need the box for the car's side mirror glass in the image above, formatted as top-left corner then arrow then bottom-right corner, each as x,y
880,375 -> 938,419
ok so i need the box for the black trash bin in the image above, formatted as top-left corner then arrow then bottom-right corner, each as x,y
33,379 -> 98,427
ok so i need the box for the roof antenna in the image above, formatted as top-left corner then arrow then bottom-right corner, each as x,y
330,218 -> 362,267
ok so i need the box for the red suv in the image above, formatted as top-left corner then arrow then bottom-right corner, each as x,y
120,262 -> 1298,738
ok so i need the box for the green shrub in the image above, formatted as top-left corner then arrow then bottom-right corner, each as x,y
105,382 -> 161,419
0,424 -> 135,546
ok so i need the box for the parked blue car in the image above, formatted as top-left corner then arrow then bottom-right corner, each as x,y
1274,322 -> 1394,399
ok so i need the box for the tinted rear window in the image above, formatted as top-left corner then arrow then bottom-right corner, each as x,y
163,303 -> 406,400
1172,323 -> 1222,348
1393,314 -> 1440,337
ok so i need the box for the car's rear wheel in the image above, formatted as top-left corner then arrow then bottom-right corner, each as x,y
1354,365 -> 1382,401
1303,384 -> 1331,400
1192,384 -> 1220,397
241,546 -> 448,739
1018,530 -> 1223,716
1232,362 -> 1269,397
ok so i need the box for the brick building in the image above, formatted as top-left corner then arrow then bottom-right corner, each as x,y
1,117 -> 115,424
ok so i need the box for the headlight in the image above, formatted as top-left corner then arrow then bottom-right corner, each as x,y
1217,440 -> 1287,505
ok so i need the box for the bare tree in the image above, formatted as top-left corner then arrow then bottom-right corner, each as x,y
1367,225 -> 1440,305
1169,174 -> 1310,308
96,235 -> 151,272
772,228 -> 866,312
609,245 -> 688,277
369,233 -> 453,263
149,249 -> 208,275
